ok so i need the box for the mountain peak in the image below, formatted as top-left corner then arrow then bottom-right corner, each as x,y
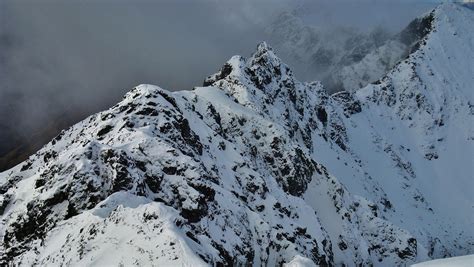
256,41 -> 272,53
1,5 -> 474,266
203,41 -> 292,91
248,41 -> 285,73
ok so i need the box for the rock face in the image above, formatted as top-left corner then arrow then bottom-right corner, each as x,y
0,3 -> 473,266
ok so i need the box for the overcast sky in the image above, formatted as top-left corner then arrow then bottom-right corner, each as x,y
0,0 -> 441,135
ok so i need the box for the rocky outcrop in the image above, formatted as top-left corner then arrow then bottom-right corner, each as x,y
0,3 -> 473,266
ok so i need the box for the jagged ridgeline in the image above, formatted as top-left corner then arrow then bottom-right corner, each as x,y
1,3 -> 473,266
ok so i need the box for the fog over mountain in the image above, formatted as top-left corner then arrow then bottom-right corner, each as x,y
1,3 -> 473,265
0,0 -> 438,170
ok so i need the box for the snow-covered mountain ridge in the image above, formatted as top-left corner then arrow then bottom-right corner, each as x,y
266,3 -> 448,94
0,3 -> 473,266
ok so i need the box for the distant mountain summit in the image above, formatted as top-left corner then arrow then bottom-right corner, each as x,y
1,3 -> 473,266
266,5 -> 440,93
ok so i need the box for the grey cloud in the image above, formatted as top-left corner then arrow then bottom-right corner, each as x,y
0,0 -> 437,138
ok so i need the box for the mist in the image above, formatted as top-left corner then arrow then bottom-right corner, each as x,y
0,0 -> 272,133
0,0 -> 438,160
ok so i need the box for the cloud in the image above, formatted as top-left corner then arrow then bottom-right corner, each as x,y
0,0 -> 438,138
0,1 -> 268,133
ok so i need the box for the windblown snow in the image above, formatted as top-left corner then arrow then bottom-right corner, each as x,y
0,3 -> 473,266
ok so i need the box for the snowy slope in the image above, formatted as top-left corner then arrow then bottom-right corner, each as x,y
305,4 -> 474,264
412,254 -> 474,267
0,3 -> 473,266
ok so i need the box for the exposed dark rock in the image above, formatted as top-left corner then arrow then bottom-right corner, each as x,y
316,107 -> 328,125
397,238 -> 417,259
203,63 -> 233,86
398,11 -> 435,52
136,107 -> 158,116
97,125 -> 114,138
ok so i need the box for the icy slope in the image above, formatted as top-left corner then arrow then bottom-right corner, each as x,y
0,3 -> 473,266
